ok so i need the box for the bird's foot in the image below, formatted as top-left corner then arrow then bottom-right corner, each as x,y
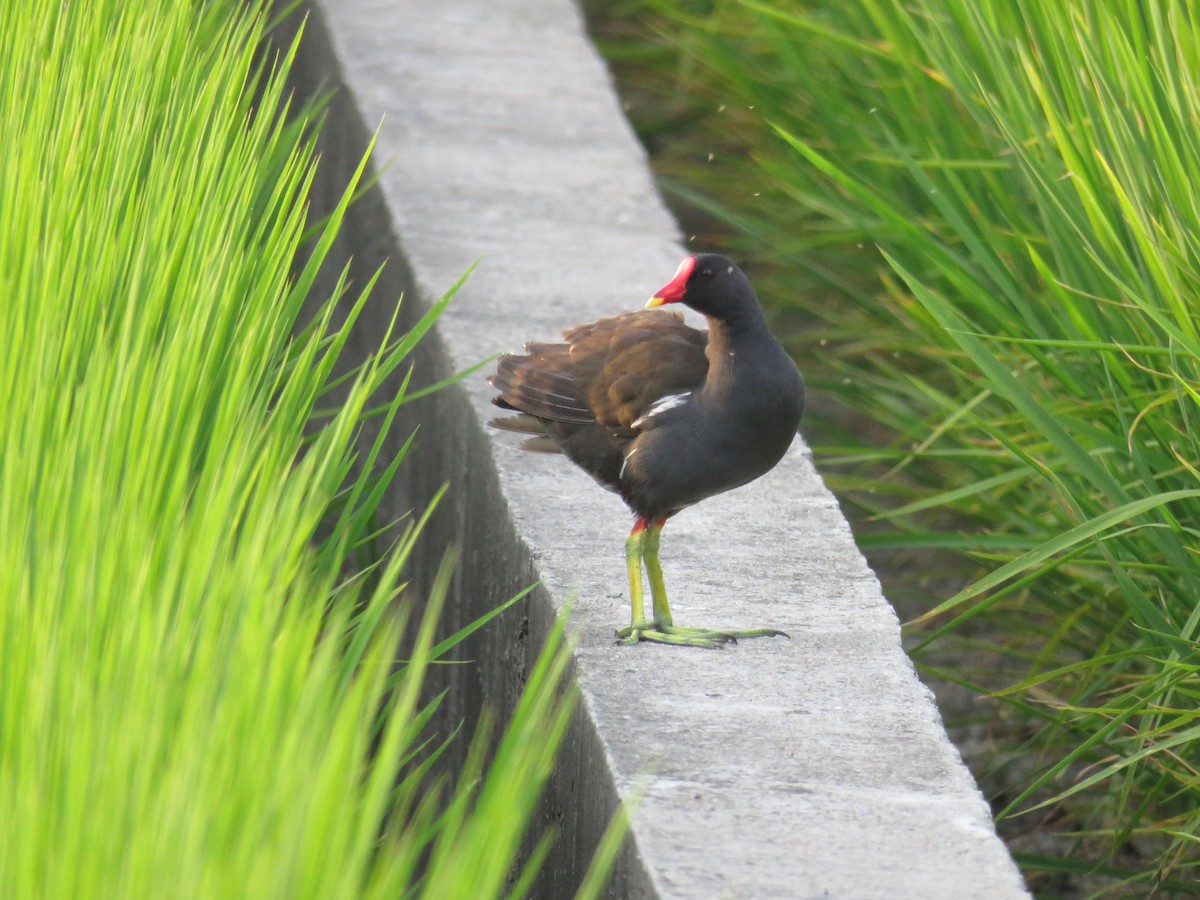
615,621 -> 788,649
616,622 -> 733,649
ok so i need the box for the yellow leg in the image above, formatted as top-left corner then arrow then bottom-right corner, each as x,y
625,521 -> 649,629
643,518 -> 674,628
614,516 -> 789,649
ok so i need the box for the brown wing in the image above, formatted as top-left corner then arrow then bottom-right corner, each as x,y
490,310 -> 709,488
491,344 -> 594,423
491,309 -> 708,427
564,310 -> 708,431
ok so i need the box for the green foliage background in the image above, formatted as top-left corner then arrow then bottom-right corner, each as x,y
587,0 -> 1200,893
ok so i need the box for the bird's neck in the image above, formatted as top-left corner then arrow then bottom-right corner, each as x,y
703,311 -> 773,389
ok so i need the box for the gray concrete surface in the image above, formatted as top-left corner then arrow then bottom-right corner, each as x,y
287,0 -> 1030,896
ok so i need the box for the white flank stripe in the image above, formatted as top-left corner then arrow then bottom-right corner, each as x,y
619,446 -> 637,480
632,391 -> 691,430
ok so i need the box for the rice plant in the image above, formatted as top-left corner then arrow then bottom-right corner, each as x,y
587,0 -> 1200,892
0,2 -> 607,897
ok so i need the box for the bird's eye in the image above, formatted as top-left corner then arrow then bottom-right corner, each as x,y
700,268 -> 714,279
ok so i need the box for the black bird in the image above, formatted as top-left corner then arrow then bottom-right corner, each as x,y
489,254 -> 805,648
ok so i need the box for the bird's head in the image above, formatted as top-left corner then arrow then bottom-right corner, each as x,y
646,253 -> 755,319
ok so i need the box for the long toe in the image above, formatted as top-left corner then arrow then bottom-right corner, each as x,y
717,626 -> 790,640
660,623 -> 790,643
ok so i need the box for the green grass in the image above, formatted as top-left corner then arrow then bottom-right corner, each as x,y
0,2 -> 614,897
587,0 -> 1200,893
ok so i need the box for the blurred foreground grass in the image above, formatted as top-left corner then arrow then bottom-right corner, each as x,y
0,2 -> 619,896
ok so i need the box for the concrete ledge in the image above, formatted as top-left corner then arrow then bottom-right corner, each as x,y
285,0 -> 1029,896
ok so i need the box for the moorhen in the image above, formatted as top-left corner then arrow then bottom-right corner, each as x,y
489,254 -> 805,648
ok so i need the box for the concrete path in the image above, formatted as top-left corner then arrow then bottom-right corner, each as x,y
292,0 -> 1029,896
